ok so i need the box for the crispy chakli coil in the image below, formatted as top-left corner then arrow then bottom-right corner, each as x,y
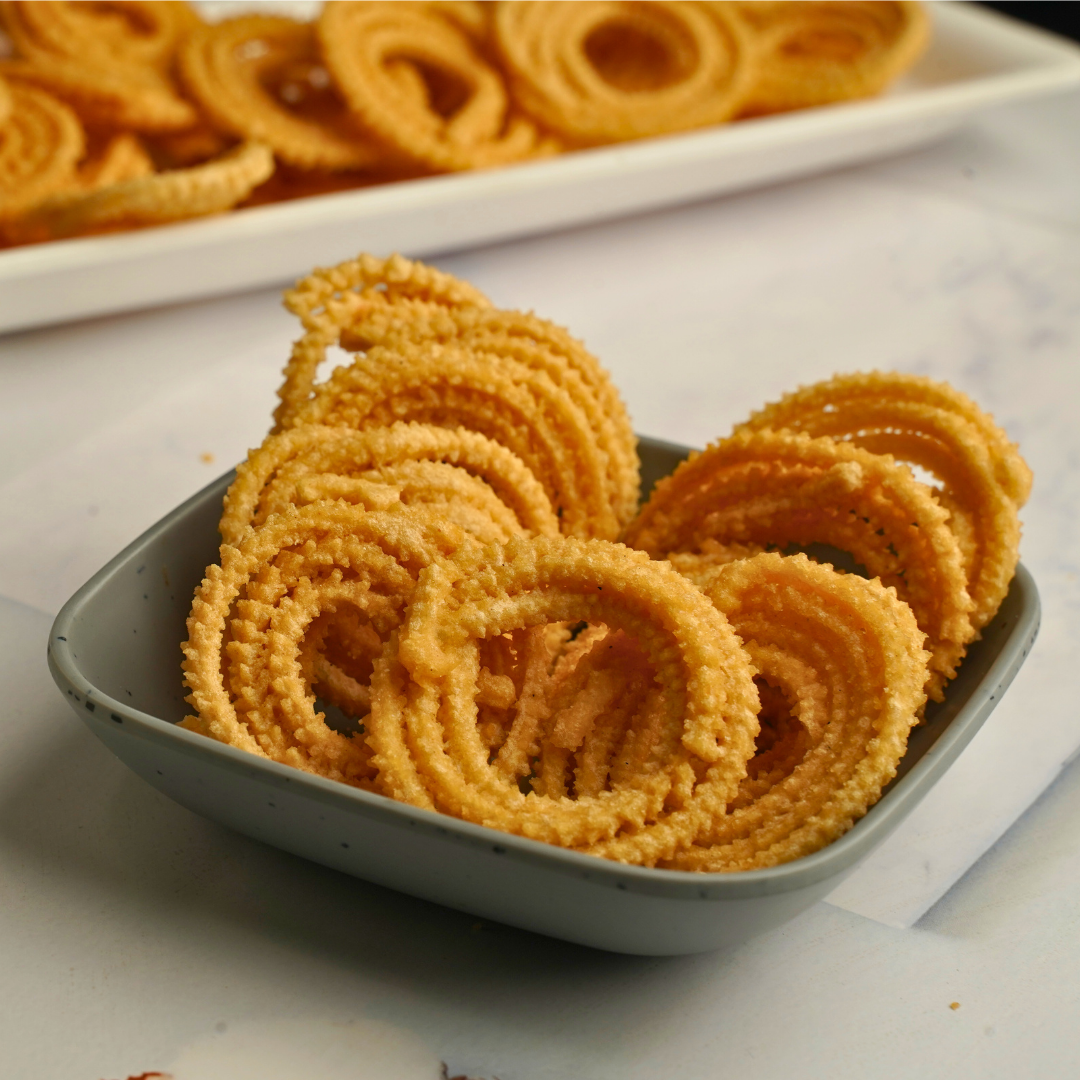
0,0 -> 200,132
289,338 -> 621,541
181,500 -> 477,785
665,552 -> 928,871
1,0 -> 198,70
8,139 -> 273,240
276,251 -> 491,430
318,0 -> 553,172
625,429 -> 974,700
341,303 -> 641,530
493,1 -> 755,145
366,534 -> 759,865
738,370 -> 1028,630
276,253 -> 635,538
0,77 -> 83,221
220,421 -> 560,546
178,15 -> 382,172
735,0 -> 930,114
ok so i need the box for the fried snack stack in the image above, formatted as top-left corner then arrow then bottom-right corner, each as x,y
626,429 -> 975,701
737,372 -> 1030,632
0,3 -> 272,241
181,252 -> 1027,873
1,1 -> 930,245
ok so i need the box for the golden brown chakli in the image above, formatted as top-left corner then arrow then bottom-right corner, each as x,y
1,1 -> 932,246
181,252 -> 1025,872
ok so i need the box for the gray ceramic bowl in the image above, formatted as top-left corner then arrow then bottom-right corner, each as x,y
48,437 -> 1039,955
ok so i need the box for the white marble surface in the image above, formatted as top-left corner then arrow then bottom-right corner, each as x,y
1,89 -> 1079,1077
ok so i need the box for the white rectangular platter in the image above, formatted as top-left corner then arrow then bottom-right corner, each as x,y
2,1 -> 1079,336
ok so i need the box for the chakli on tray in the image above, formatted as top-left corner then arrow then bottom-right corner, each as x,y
2,2 -> 930,243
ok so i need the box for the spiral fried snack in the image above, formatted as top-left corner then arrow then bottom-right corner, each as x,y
220,422 -> 559,546
220,426 -> 539,722
664,553 -> 927,871
367,534 -> 759,865
292,339 -> 621,541
9,139 -> 273,240
625,429 -> 974,700
1,0 -> 197,72
0,77 -> 83,221
276,252 -> 491,430
738,371 -> 1029,631
276,253 -> 637,537
181,500 -> 476,786
493,1 -> 755,145
340,302 -> 641,530
178,248 -> 1028,872
735,1 -> 930,114
318,0 -> 551,172
0,0 -> 199,132
179,16 -> 381,172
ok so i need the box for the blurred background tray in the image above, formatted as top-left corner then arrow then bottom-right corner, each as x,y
2,1 -> 1079,336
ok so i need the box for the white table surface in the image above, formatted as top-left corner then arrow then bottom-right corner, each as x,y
2,88 -> 1080,1080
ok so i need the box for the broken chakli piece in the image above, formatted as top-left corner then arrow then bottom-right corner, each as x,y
181,252 -> 1026,872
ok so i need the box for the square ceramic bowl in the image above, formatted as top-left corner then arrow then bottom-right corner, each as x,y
48,437 -> 1040,955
